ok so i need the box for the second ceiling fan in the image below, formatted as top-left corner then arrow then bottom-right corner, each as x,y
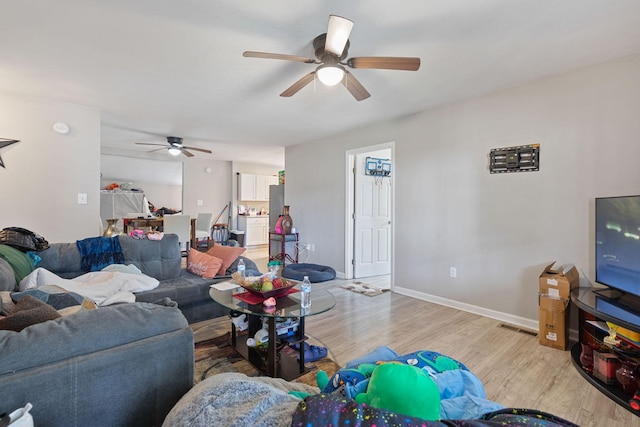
136,136 -> 212,158
244,15 -> 420,101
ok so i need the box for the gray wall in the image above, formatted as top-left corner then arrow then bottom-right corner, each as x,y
0,92 -> 101,242
285,52 -> 640,328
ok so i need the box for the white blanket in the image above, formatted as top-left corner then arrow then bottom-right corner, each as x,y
19,267 -> 159,306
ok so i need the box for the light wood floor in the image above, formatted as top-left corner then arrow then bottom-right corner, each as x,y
192,246 -> 640,426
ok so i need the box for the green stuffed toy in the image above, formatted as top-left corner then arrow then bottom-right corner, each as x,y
354,363 -> 441,421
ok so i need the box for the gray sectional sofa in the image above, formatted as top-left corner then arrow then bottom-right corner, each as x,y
0,301 -> 194,427
0,234 -> 262,426
0,233 -> 260,323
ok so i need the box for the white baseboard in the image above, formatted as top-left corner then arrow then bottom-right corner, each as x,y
393,286 -> 539,332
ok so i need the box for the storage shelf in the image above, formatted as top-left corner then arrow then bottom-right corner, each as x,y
570,342 -> 637,412
571,287 -> 640,416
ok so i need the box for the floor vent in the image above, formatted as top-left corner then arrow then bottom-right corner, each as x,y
499,323 -> 538,337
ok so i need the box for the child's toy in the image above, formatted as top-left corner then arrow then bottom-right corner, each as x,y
317,363 -> 377,398
354,363 -> 441,421
386,350 -> 469,374
319,349 -> 468,398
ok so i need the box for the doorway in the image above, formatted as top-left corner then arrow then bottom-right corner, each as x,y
345,143 -> 394,288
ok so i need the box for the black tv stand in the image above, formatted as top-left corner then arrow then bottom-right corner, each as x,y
571,287 -> 640,416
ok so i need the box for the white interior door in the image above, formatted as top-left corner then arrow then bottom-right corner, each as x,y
354,152 -> 391,278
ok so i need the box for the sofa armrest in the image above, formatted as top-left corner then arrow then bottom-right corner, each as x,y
0,302 -> 194,427
0,258 -> 16,291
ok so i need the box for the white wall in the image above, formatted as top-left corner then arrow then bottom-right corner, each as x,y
285,52 -> 640,326
0,92 -> 100,242
182,158 -> 232,222
100,154 -> 182,210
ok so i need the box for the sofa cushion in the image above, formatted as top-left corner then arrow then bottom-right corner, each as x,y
118,234 -> 182,280
0,258 -> 16,292
187,249 -> 223,279
134,270 -> 217,307
0,302 -> 188,374
0,295 -> 61,332
11,285 -> 98,315
0,244 -> 35,287
206,245 -> 246,275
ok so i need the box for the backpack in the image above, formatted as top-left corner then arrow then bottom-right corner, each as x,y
0,227 -> 50,252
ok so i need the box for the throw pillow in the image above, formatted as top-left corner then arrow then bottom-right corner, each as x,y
206,245 -> 246,276
11,285 -> 98,316
187,250 -> 223,279
0,295 -> 61,332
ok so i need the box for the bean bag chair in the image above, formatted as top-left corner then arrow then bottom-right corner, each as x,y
282,263 -> 336,283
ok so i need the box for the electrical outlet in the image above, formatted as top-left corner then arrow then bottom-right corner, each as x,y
197,199 -> 204,206
449,267 -> 457,278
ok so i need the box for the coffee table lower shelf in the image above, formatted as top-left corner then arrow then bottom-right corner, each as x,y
229,332 -> 311,381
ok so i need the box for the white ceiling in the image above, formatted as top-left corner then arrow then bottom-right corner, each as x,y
2,1 -> 640,167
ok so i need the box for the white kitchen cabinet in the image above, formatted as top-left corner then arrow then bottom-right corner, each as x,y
238,174 -> 277,201
237,216 -> 268,245
255,175 -> 268,201
238,173 -> 257,201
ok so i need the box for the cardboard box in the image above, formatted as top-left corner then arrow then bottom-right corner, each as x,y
538,294 -> 569,350
539,262 -> 580,300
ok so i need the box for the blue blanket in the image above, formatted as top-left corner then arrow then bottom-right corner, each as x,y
76,236 -> 124,272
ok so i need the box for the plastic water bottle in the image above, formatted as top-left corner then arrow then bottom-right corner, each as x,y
301,275 -> 311,309
237,258 -> 245,279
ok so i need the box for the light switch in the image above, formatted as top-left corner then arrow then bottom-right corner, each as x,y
77,193 -> 88,204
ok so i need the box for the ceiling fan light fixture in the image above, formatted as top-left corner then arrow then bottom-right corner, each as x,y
317,64 -> 345,86
168,146 -> 182,156
325,15 -> 354,56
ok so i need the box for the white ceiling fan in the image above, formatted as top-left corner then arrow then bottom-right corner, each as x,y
243,15 -> 421,101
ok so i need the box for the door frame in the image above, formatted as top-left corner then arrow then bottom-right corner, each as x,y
344,141 -> 395,283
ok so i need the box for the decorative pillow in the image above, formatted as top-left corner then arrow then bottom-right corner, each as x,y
206,245 -> 246,275
0,295 -> 61,332
187,249 -> 223,279
0,291 -> 14,315
11,285 -> 98,316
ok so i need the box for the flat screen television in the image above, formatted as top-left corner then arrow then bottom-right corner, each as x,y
596,195 -> 640,298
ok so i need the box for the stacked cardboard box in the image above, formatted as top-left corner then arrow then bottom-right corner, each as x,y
538,262 -> 580,350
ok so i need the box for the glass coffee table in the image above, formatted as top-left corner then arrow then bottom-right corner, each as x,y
209,283 -> 336,380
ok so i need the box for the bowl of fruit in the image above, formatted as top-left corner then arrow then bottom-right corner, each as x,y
233,273 -> 297,298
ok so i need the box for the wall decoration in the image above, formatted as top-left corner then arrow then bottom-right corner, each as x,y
489,144 -> 540,174
0,138 -> 20,169
365,157 -> 392,177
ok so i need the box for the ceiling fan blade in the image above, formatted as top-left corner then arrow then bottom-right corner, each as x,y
147,147 -> 166,153
325,15 -> 354,56
135,142 -> 167,147
181,149 -> 195,158
183,146 -> 212,154
342,71 -> 371,101
347,57 -> 421,71
280,72 -> 316,97
243,51 -> 316,64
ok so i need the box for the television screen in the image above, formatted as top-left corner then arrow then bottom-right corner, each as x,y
596,196 -> 640,297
